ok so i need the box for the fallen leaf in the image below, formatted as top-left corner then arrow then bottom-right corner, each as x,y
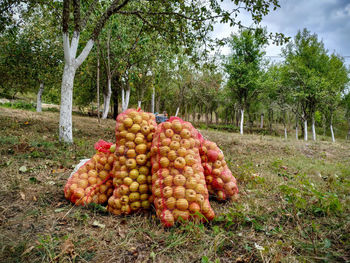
61,239 -> 75,255
53,168 -> 65,173
20,192 -> 25,200
55,208 -> 65,213
21,246 -> 35,256
19,166 -> 28,173
33,196 -> 37,201
92,220 -> 105,228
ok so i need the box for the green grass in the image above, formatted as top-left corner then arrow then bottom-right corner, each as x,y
0,107 -> 349,262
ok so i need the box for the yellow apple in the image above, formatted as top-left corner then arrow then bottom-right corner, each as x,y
135,143 -> 147,154
125,158 -> 137,169
136,154 -> 147,165
123,117 -> 133,128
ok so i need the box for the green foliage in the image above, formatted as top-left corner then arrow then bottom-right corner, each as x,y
280,174 -> 343,216
0,5 -> 62,99
225,28 -> 267,121
282,28 -> 349,124
0,101 -> 36,111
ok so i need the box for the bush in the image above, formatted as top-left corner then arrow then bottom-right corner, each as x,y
0,101 -> 36,111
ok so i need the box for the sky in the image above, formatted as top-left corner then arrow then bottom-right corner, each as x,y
212,0 -> 350,66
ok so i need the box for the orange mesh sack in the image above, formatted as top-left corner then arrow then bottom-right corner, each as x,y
151,117 -> 215,227
64,140 -> 115,206
107,109 -> 156,215
199,139 -> 238,201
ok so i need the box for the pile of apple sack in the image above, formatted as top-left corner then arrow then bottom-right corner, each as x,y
64,109 -> 239,227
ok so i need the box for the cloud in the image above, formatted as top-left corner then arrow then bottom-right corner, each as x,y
212,0 -> 350,66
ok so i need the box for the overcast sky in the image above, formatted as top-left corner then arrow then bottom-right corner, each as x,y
213,0 -> 350,66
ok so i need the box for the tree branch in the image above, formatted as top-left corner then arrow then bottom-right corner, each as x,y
117,9 -> 240,23
62,0 -> 70,33
112,24 -> 144,76
91,0 -> 130,40
72,0 -> 81,32
81,0 -> 99,30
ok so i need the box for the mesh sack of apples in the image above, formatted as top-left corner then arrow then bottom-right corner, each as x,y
199,138 -> 239,201
150,117 -> 215,227
107,109 -> 156,215
64,140 -> 115,206
63,109 -> 238,227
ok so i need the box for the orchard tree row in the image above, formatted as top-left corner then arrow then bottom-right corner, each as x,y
0,1 -> 349,142
225,28 -> 350,142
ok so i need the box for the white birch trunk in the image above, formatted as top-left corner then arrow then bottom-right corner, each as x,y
330,124 -> 335,142
121,87 -> 130,112
260,114 -> 263,128
59,64 -> 76,143
121,88 -> 125,112
175,107 -> 180,117
125,87 -> 130,111
36,82 -> 44,112
59,32 -> 94,143
304,119 -> 308,141
102,77 -> 112,119
138,101 -> 141,108
151,86 -> 155,113
240,109 -> 244,135
284,126 -> 287,140
330,115 -> 335,142
312,116 -> 316,141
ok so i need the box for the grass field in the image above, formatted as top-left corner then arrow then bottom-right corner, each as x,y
0,107 -> 349,263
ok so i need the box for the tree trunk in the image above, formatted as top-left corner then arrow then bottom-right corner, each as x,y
102,29 -> 112,120
36,82 -> 44,112
156,94 -> 160,113
268,108 -> 273,131
151,86 -> 155,113
295,114 -> 298,140
191,107 -> 195,123
102,77 -> 112,119
121,86 -> 130,112
247,111 -> 253,131
215,111 -> 219,124
260,113 -> 264,128
96,41 -> 100,122
312,115 -> 316,141
284,126 -> 287,139
175,107 -> 180,117
59,32 -> 94,143
283,111 -> 287,139
59,64 -> 76,143
240,109 -> 244,135
330,114 -> 335,142
112,75 -> 119,120
121,88 -> 125,112
205,110 -> 209,125
304,119 -> 308,141
322,114 -> 326,136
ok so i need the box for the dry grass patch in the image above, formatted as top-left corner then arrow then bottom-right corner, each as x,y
0,108 -> 349,262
